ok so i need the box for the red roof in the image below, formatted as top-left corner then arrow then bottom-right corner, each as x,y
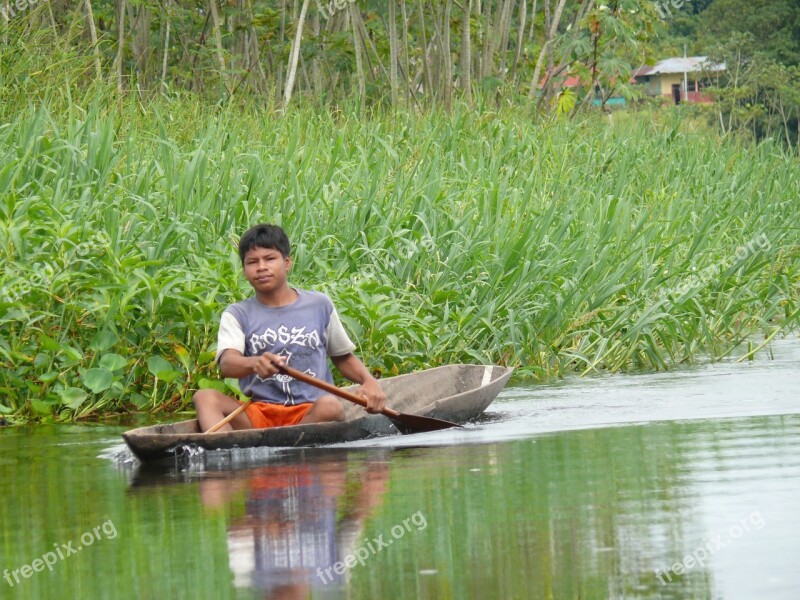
539,71 -> 581,89
540,69 -> 635,89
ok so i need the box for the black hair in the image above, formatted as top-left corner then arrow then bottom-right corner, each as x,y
238,224 -> 291,263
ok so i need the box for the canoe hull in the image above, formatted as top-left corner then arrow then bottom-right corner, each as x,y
122,364 -> 512,462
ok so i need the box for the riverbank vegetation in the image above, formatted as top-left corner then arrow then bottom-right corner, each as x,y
1,1 -> 799,422
1,92 -> 798,421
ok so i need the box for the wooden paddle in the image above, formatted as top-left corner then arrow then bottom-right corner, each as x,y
274,362 -> 462,433
206,399 -> 251,433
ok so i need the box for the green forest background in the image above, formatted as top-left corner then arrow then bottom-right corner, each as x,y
2,0 -> 799,139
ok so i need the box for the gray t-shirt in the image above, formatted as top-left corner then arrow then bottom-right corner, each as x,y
215,290 -> 356,405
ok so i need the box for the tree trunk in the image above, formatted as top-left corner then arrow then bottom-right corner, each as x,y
354,7 -> 390,83
388,0 -> 399,107
349,4 -> 366,111
128,1 -> 153,93
442,0 -> 452,110
491,0 -> 511,73
472,0 -> 481,86
126,1 -> 140,86
480,0 -> 492,79
460,0 -> 472,106
543,0 -> 551,40
160,0 -> 170,89
546,0 -> 556,74
311,9 -> 322,100
497,0 -> 515,76
0,0 -> 11,46
277,0 -> 286,104
208,0 -> 229,97
572,0 -> 595,28
528,0 -> 566,100
1,1 -> 7,46
283,0 -> 310,108
246,0 -> 268,94
527,0 -> 537,42
114,0 -> 126,94
84,0 -> 102,80
511,0 -> 526,86
416,0 -> 432,100
400,0 -> 410,102
429,1 -> 443,103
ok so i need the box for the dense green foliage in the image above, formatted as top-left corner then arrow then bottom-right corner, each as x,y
2,0 -> 799,146
656,0 -> 800,147
1,93 -> 798,421
0,0 -> 660,112
703,0 -> 800,66
661,0 -> 800,67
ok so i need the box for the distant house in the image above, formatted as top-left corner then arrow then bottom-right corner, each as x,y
633,57 -> 725,105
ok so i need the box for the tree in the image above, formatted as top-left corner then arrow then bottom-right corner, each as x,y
283,0 -> 310,107
6,0 -> 781,126
702,0 -> 800,67
706,32 -> 800,148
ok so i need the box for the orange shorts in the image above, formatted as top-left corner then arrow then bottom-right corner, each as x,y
243,401 -> 313,429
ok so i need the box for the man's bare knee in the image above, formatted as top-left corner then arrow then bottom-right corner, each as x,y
301,395 -> 345,423
193,389 -> 222,410
193,389 -> 251,432
317,396 -> 345,421
193,389 -> 211,407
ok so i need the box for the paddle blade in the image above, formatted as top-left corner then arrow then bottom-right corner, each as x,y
387,412 -> 462,434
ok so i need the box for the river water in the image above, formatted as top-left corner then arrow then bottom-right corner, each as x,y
1,339 -> 799,599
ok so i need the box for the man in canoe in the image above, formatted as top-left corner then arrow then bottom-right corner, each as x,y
193,223 -> 386,432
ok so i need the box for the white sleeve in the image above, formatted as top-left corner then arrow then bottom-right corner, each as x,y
216,311 -> 245,363
326,307 -> 356,357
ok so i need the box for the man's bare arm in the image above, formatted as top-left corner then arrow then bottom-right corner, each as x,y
330,353 -> 387,413
218,349 -> 286,379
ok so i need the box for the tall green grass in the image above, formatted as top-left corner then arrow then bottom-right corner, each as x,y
0,96 -> 798,422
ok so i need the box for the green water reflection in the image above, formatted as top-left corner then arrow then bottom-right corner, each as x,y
1,414 -> 798,599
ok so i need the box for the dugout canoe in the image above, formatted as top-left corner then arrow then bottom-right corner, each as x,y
123,364 -> 513,462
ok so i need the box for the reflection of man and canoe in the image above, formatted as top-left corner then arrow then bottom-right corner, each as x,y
131,448 -> 393,598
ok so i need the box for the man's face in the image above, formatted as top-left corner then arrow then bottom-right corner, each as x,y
242,246 -> 291,294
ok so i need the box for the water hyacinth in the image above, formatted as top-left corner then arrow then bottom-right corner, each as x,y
0,99 -> 798,422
